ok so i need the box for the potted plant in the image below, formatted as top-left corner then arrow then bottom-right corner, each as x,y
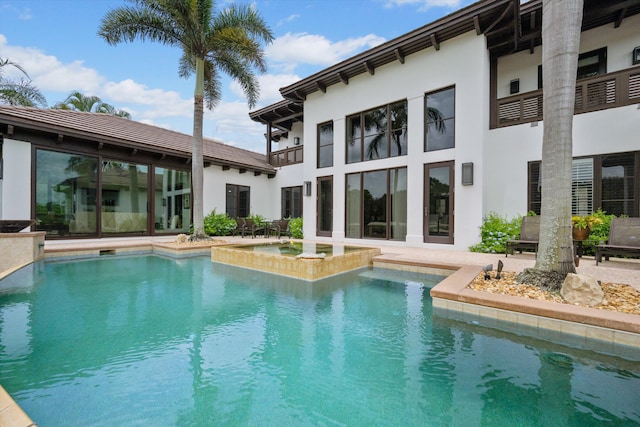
571,214 -> 602,241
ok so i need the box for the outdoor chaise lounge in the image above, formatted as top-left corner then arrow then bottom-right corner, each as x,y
505,216 -> 540,257
595,217 -> 640,265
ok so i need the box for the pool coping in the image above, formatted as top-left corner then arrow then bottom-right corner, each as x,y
372,255 -> 640,350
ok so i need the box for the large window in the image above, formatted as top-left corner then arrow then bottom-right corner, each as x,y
528,151 -> 638,217
346,101 -> 407,163
101,160 -> 149,234
425,86 -> 455,151
35,149 -> 186,237
226,184 -> 250,218
35,149 -> 98,236
345,167 -> 407,240
154,167 -> 191,233
281,186 -> 302,218
317,121 -> 333,168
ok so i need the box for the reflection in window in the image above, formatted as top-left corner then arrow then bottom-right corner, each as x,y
101,160 -> 148,234
346,101 -> 407,163
528,151 -> 638,217
154,167 -> 191,233
425,86 -> 455,151
345,168 -> 407,240
318,121 -> 333,168
601,153 -> 636,216
226,184 -> 250,218
281,186 -> 302,218
35,150 -> 98,236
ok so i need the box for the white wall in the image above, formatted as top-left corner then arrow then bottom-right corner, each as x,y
295,31 -> 488,250
1,139 -> 31,220
203,165 -> 276,219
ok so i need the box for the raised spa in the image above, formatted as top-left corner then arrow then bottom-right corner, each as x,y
211,241 -> 380,281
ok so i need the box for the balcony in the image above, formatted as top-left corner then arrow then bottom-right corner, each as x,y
495,66 -> 640,128
269,145 -> 303,167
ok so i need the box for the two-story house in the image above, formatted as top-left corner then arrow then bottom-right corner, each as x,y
250,0 -> 640,250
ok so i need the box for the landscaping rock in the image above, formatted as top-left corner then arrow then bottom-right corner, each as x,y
560,273 -> 604,306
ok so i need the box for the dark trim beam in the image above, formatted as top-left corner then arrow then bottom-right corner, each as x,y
394,48 -> 405,64
364,60 -> 375,75
430,34 -> 440,51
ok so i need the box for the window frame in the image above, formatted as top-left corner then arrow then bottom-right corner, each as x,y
344,166 -> 407,241
281,185 -> 303,218
345,100 -> 407,164
424,86 -> 455,152
225,183 -> 250,219
527,151 -> 639,217
317,121 -> 334,168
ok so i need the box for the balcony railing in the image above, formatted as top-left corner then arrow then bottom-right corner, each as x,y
495,66 -> 640,128
269,145 -> 303,166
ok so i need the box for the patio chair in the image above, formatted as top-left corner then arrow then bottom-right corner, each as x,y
269,219 -> 291,239
240,218 -> 265,238
505,216 -> 540,257
595,217 -> 640,265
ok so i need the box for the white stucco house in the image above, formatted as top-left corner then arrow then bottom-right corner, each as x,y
1,0 -> 639,250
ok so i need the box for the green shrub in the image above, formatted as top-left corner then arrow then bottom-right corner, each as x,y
579,208 -> 617,255
247,213 -> 266,224
469,212 -> 523,254
288,217 -> 303,239
203,210 -> 237,236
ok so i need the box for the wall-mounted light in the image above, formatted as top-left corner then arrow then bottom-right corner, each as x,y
633,46 -> 640,65
461,162 -> 474,186
294,136 -> 301,145
510,79 -> 520,95
304,181 -> 312,196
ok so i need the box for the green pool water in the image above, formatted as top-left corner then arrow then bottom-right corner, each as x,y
0,255 -> 639,426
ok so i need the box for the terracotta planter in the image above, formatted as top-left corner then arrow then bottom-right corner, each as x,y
572,226 -> 590,241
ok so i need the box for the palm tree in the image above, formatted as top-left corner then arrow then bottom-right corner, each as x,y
0,58 -> 47,107
53,91 -> 131,118
517,0 -> 583,291
98,0 -> 273,240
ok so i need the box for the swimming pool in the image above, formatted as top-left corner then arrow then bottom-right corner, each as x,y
1,255 -> 639,426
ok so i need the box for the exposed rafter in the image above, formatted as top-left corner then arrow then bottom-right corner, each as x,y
473,15 -> 482,34
364,60 -> 375,75
430,33 -> 440,51
615,7 -> 628,27
338,71 -> 349,85
316,81 -> 326,93
394,48 -> 405,64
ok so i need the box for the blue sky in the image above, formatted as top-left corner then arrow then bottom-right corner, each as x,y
0,0 -> 474,153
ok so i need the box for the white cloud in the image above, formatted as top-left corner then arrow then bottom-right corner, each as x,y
0,35 -> 104,94
102,79 -> 192,118
266,32 -> 386,69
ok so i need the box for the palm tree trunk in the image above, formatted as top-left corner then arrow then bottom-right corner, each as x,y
191,57 -> 207,239
534,0 -> 583,277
